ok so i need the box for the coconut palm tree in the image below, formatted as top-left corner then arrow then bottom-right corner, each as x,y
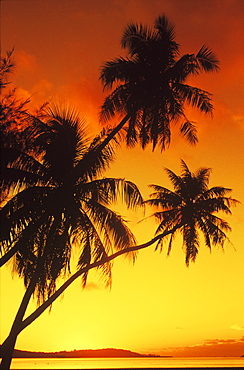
99,14 -> 219,151
0,105 -> 143,369
144,160 -> 239,265
1,159 -> 239,368
1,158 -> 238,369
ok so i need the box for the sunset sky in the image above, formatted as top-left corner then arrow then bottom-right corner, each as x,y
1,0 -> 244,357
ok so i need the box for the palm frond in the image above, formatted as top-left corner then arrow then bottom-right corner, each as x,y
119,179 -> 144,209
195,167 -> 211,188
167,233 -> 174,256
38,105 -> 91,181
154,14 -> 176,42
100,57 -> 136,89
73,130 -> 118,185
79,178 -> 143,212
164,167 -> 184,192
99,85 -> 129,122
179,120 -> 198,145
197,218 -> 212,250
169,54 -> 200,84
85,199 -> 137,253
199,186 -> 233,200
196,45 -> 220,72
154,220 -> 180,251
200,197 -> 234,215
0,148 -> 50,197
183,224 -> 199,265
146,185 -> 181,209
121,23 -> 154,55
154,209 -> 182,234
202,214 -> 231,246
178,84 -> 214,114
0,186 -> 53,249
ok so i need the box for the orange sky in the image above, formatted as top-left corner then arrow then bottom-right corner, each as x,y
1,0 -> 244,357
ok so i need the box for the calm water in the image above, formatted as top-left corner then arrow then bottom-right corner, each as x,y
10,357 -> 244,369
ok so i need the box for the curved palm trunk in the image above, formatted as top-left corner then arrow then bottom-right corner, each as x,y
0,232 -> 55,370
73,113 -> 131,179
0,225 -> 181,369
0,268 -> 40,370
99,113 -> 131,149
0,243 -> 20,267
17,225 -> 182,335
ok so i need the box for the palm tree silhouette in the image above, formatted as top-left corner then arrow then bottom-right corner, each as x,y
0,105 -> 143,369
1,161 -> 238,369
144,160 -> 239,265
99,15 -> 219,150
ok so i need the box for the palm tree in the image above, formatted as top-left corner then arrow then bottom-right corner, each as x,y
144,160 -> 239,265
0,105 -> 143,369
0,158 -> 238,369
0,159 -> 238,368
99,14 -> 219,151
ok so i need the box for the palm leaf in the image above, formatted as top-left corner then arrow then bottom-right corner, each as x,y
121,23 -> 154,55
196,45 -> 220,72
179,120 -> 198,145
178,84 -> 214,114
85,199 -> 136,253
81,178 -> 143,210
164,167 -> 185,192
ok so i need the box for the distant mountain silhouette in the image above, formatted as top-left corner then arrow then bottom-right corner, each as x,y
0,347 -> 167,358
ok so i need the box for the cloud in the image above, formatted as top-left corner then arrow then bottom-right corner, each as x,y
14,50 -> 39,76
161,337 -> 244,357
83,282 -> 101,290
231,324 -> 244,331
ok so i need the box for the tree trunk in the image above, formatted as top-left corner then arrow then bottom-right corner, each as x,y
0,224 -> 181,369
0,263 -> 41,369
73,113 -> 131,180
0,331 -> 19,370
98,113 -> 131,149
0,217 -> 63,369
0,277 -> 38,369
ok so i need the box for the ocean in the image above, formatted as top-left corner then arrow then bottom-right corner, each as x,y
9,356 -> 244,369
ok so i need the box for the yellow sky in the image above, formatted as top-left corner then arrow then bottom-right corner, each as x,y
1,0 -> 244,357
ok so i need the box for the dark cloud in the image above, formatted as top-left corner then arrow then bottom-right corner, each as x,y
163,337 -> 244,357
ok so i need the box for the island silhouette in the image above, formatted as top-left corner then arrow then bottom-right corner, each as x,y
0,347 -> 170,358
